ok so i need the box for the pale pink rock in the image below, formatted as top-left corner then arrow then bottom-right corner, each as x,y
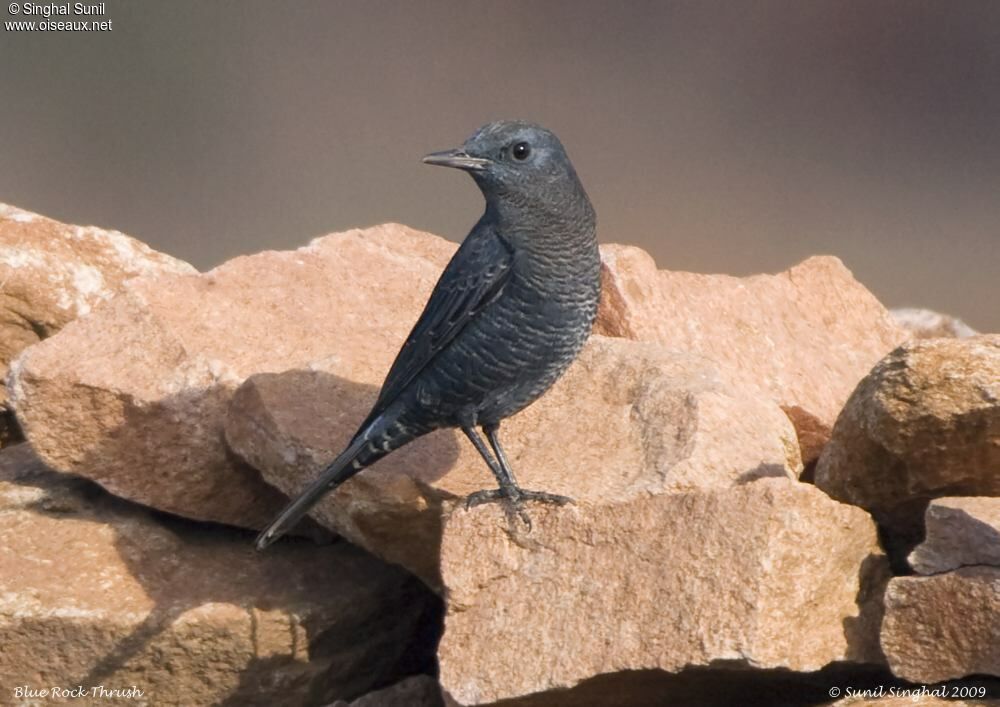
782,404 -> 833,471
437,479 -> 886,704
0,444 -> 438,706
891,307 -> 980,339
815,336 -> 1000,546
595,248 -> 908,429
0,203 -> 194,446
226,336 -> 802,588
881,568 -> 1000,683
8,224 -> 456,529
908,497 -> 1000,574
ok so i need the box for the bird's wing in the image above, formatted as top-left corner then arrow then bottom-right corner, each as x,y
355,223 -> 514,435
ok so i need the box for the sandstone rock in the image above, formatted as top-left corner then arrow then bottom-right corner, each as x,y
226,336 -> 802,588
891,307 -> 980,340
908,497 -> 1000,574
782,404 -> 833,474
881,568 -> 1000,683
814,336 -> 1000,550
595,248 -> 907,429
8,223 -> 822,537
0,203 -> 195,446
8,224 -> 456,529
0,444 -> 439,706
437,478 -> 886,705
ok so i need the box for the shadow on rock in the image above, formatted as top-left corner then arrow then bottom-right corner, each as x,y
225,367 -> 464,589
841,553 -> 892,664
0,405 -> 23,448
2,444 -> 443,706
485,663 -> 1000,707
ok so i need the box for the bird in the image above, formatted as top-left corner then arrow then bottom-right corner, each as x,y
255,120 -> 601,550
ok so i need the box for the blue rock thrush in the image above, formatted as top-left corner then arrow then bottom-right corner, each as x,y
256,120 -> 601,549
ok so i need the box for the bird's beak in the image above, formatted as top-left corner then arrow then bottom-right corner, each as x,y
422,148 -> 490,172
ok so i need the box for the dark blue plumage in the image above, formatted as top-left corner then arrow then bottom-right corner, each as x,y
256,121 -> 600,549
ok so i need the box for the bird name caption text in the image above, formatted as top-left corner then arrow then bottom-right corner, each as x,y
12,685 -> 145,701
5,3 -> 112,32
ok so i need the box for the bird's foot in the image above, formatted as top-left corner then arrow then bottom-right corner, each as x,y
464,487 -> 573,532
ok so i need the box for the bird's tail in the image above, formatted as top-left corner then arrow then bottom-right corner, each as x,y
254,434 -> 371,551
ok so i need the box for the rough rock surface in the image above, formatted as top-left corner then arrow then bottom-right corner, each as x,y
595,247 -> 907,429
0,203 -> 196,371
8,225 -> 827,535
891,307 -> 980,340
0,444 -> 439,706
0,203 -> 194,447
437,478 -> 886,705
7,224 -> 457,529
908,497 -> 1000,574
226,336 -> 802,588
881,568 -> 1000,684
782,404 -> 833,473
814,336 -> 1000,547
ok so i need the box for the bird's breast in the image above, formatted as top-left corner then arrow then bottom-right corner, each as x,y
469,248 -> 601,376
406,234 -> 601,426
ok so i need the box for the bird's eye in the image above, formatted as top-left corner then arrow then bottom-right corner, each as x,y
512,142 -> 531,161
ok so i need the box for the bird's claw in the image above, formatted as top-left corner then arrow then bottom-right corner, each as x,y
464,487 -> 573,532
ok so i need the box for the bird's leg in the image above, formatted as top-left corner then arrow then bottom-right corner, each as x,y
483,423 -> 521,489
485,424 -> 573,507
462,424 -> 573,529
461,425 -> 518,499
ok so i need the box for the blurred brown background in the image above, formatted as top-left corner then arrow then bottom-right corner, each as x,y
1,1 -> 997,330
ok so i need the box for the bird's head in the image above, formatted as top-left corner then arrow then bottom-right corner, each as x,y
423,121 -> 586,207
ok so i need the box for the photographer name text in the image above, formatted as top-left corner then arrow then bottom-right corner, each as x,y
12,3 -> 104,16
